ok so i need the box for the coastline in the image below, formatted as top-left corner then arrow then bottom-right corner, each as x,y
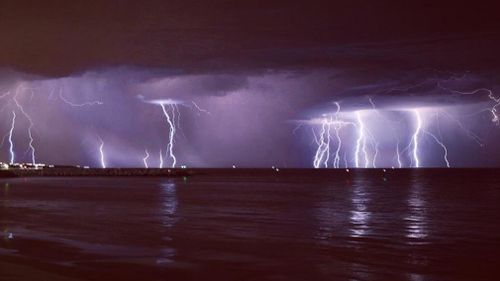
1,167 -> 499,179
0,168 -> 193,178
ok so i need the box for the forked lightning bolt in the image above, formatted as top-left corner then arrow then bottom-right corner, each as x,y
143,98 -> 196,168
438,85 -> 500,125
160,103 -> 177,168
332,102 -> 343,168
312,103 -> 358,168
354,111 -> 369,168
312,116 -> 331,168
13,96 -> 36,165
59,87 -> 104,107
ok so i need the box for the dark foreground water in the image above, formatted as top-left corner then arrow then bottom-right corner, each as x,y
0,169 -> 499,281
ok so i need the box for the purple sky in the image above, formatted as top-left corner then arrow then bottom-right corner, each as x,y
0,1 -> 499,167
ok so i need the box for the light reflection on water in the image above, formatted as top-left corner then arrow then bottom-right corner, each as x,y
405,177 -> 428,242
160,181 -> 178,229
349,179 -> 371,238
158,181 -> 178,263
0,171 -> 499,280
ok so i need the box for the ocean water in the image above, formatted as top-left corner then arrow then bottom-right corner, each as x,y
0,169 -> 499,281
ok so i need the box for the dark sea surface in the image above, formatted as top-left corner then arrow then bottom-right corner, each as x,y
0,169 -> 499,281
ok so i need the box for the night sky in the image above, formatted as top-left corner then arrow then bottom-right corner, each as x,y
1,0 -> 500,167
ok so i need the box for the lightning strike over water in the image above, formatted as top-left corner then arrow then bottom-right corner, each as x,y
396,141 -> 403,168
372,142 -> 379,168
332,102 -> 342,169
411,110 -> 422,168
13,95 -> 36,165
303,82 -> 500,169
302,85 -> 482,169
142,150 -> 150,168
353,113 -> 362,168
312,116 -> 331,168
159,149 -> 164,168
8,111 -> 16,164
0,71 -> 498,169
333,124 -> 342,168
425,131 -> 450,168
354,111 -> 369,168
142,98 -> 201,168
311,116 -> 359,168
98,137 -> 106,168
160,103 -> 178,168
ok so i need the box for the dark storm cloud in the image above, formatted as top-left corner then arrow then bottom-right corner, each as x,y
139,74 -> 249,99
307,73 -> 497,114
1,1 -> 499,76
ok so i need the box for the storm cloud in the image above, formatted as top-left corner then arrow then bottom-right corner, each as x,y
0,1 -> 500,167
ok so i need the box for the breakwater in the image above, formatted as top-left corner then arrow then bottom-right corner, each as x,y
0,168 -> 193,178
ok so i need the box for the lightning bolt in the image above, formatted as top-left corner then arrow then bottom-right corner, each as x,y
332,124 -> 342,168
58,87 -> 104,107
396,140 -> 403,168
354,111 -> 363,168
191,101 -> 211,115
142,150 -> 150,168
354,111 -> 369,168
311,127 -> 319,146
303,76 -> 500,169
369,97 -> 397,168
425,131 -> 450,168
160,103 -> 177,168
98,137 -> 106,168
2,84 -> 103,166
311,108 -> 357,169
312,116 -> 332,168
159,149 -> 164,168
411,109 -> 422,168
438,85 -> 500,125
486,90 -> 499,124
144,98 -> 191,168
332,102 -> 342,168
12,95 -> 36,165
372,142 -> 379,168
292,122 -> 304,135
8,111 -> 16,164
426,114 -> 451,168
439,111 -> 484,146
323,121 -> 332,168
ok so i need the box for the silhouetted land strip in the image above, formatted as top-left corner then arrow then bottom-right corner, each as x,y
1,167 -> 499,178
0,168 -> 193,178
